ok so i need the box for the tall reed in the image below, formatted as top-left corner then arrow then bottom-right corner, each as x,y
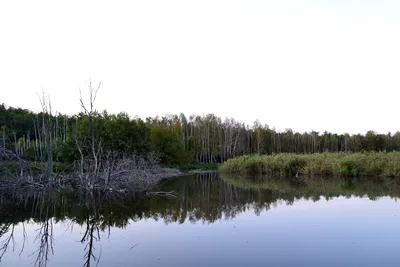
219,152 -> 400,178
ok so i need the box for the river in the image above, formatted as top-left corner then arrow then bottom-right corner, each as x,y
0,173 -> 400,267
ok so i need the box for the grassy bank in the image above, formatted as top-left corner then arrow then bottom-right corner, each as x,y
219,152 -> 400,178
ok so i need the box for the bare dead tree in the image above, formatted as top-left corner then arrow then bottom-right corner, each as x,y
77,81 -> 102,190
37,92 -> 55,182
19,222 -> 28,257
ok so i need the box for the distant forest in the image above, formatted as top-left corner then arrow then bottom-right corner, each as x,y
1,103 -> 399,165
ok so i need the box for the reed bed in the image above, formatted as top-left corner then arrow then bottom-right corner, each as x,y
219,152 -> 400,178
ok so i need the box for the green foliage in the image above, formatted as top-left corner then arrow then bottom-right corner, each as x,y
73,111 -> 152,160
286,158 -> 307,176
54,138 -> 77,163
23,146 -> 36,160
340,159 -> 358,177
219,154 -> 307,177
150,126 -> 187,164
99,112 -> 152,154
3,102 -> 400,167
0,104 -> 35,138
220,152 -> 400,178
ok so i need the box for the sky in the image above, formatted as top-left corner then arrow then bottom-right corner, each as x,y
1,0 -> 400,135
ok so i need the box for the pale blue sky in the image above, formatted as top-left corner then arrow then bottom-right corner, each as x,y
1,0 -> 399,134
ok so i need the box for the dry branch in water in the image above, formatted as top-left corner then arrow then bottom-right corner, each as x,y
69,155 -> 181,192
0,153 -> 181,193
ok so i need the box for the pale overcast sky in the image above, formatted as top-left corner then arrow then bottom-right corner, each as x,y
1,0 -> 399,134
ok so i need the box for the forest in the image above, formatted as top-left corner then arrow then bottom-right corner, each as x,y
1,103 -> 399,167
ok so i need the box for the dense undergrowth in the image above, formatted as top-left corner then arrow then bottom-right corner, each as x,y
219,152 -> 400,178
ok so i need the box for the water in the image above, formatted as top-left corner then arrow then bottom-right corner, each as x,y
1,173 -> 400,267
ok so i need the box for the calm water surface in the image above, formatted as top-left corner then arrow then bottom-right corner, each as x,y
1,173 -> 400,267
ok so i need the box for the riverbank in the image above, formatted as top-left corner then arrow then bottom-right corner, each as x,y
1,161 -> 218,177
166,163 -> 219,173
0,160 -> 182,192
219,152 -> 400,178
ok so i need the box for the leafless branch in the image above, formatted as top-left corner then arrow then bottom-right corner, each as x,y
19,222 -> 28,256
0,224 -> 15,262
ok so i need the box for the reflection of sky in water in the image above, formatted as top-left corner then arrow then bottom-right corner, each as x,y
1,196 -> 400,267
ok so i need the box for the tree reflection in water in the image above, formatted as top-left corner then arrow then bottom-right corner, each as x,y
1,173 -> 400,266
32,192 -> 54,267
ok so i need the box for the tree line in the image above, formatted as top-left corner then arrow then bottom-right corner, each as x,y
1,103 -> 400,165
